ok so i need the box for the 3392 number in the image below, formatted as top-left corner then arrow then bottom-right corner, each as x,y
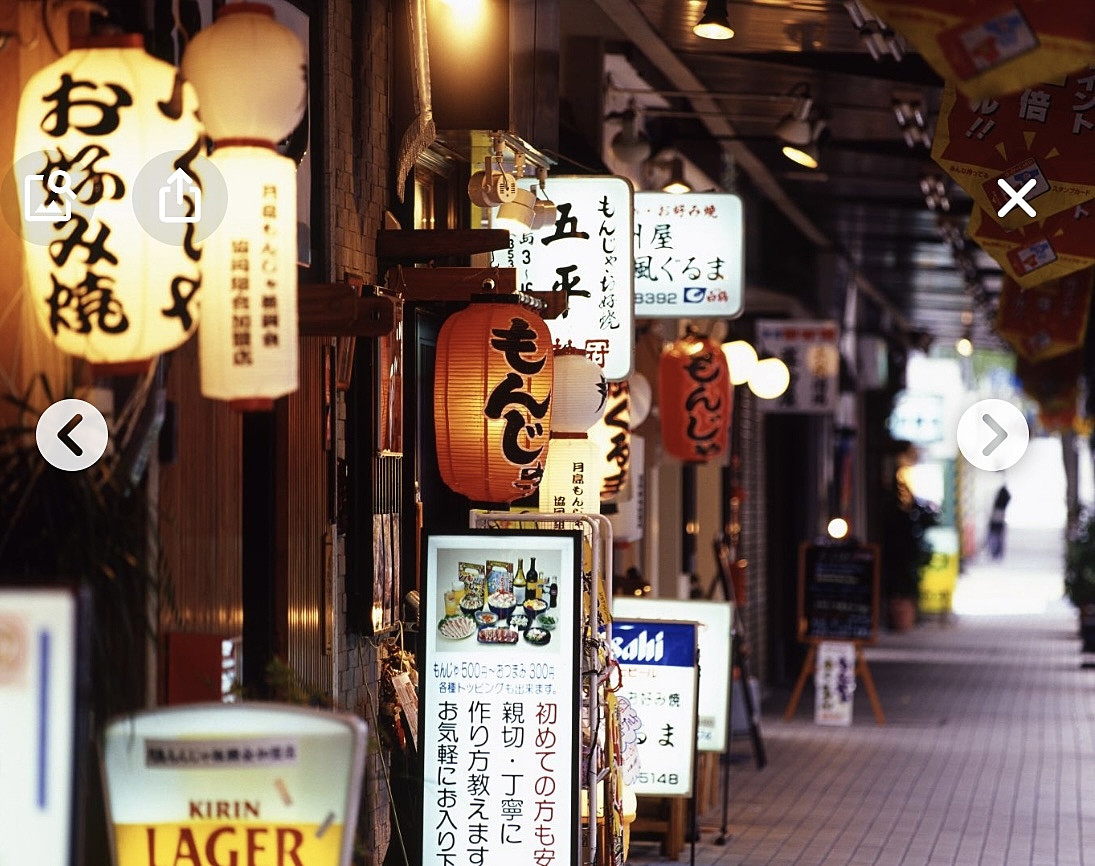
635,292 -> 678,305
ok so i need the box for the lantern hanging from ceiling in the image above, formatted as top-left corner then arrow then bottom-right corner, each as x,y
182,2 -> 306,409
628,373 -> 653,427
588,381 -> 631,501
659,333 -> 732,462
434,300 -> 554,503
15,34 -> 205,371
552,346 -> 607,433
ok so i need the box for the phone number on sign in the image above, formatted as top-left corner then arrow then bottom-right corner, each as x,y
432,661 -> 557,680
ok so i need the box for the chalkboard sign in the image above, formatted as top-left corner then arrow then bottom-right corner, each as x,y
797,542 -> 880,643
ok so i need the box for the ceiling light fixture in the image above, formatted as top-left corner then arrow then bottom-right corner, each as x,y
661,158 -> 691,194
693,0 -> 734,40
775,85 -> 825,169
610,105 -> 652,164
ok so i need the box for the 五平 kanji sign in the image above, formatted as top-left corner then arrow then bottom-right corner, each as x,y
493,176 -> 634,381
611,620 -> 698,797
755,320 -> 840,414
633,192 -> 744,319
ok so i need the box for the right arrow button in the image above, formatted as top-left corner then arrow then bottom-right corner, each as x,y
981,414 -> 1008,456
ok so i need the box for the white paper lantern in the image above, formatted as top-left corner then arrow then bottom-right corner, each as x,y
198,146 -> 298,408
749,357 -> 791,400
181,3 -> 306,143
182,3 -> 306,408
15,35 -> 205,369
723,340 -> 757,386
552,347 -> 607,433
628,374 -> 652,427
540,436 -> 600,515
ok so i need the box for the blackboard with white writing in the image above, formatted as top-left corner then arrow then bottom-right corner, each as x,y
797,542 -> 879,643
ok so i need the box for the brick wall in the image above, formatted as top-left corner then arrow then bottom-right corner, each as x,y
323,0 -> 394,863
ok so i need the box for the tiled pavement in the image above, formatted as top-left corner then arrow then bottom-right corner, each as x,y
626,527 -> 1095,866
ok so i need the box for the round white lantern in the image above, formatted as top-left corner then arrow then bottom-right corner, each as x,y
198,145 -> 298,409
628,374 -> 652,427
552,347 -> 607,433
15,34 -> 205,369
723,340 -> 757,386
181,3 -> 306,143
749,357 -> 790,400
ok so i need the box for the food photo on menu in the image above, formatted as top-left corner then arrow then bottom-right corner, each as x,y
434,550 -> 562,649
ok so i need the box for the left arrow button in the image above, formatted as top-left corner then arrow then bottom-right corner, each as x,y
35,399 -> 109,471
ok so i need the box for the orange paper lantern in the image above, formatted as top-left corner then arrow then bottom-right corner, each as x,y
434,301 -> 554,503
659,334 -> 732,462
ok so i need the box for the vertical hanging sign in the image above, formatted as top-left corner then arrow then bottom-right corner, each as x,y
610,619 -> 698,796
633,192 -> 744,319
755,319 -> 840,414
422,531 -> 582,866
493,176 -> 635,381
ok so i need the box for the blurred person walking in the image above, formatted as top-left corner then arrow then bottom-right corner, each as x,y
986,484 -> 1011,560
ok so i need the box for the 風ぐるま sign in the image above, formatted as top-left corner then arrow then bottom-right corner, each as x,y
101,703 -> 367,866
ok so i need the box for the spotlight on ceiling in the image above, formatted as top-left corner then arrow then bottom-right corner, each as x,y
693,0 -> 734,40
775,84 -> 825,169
610,107 -> 652,164
661,158 -> 691,194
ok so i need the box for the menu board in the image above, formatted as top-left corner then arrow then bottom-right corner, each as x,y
797,542 -> 879,643
422,530 -> 582,866
611,619 -> 698,797
611,597 -> 732,752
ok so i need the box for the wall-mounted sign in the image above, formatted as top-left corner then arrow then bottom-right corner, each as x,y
422,531 -> 582,866
611,619 -> 698,796
755,319 -> 840,414
632,192 -> 744,319
611,598 -> 732,752
0,589 -> 78,866
493,176 -> 635,380
101,704 -> 367,866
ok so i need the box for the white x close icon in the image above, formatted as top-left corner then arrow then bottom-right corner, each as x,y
996,177 -> 1038,218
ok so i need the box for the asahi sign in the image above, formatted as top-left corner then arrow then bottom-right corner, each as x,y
101,704 -> 367,866
611,619 -> 698,796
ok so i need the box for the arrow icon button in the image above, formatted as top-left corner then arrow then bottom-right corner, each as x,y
57,413 -> 84,456
981,414 -> 1007,456
35,399 -> 109,471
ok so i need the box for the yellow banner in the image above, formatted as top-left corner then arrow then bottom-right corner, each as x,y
114,822 -> 344,866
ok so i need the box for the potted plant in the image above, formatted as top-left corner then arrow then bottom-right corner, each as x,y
1064,511 -> 1095,652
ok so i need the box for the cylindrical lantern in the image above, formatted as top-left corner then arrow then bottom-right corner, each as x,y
182,3 -> 307,408
629,374 -> 653,427
659,334 -> 732,462
588,381 -> 631,501
552,347 -> 607,433
539,435 -> 600,515
15,34 -> 205,369
434,301 -> 554,503
197,145 -> 298,408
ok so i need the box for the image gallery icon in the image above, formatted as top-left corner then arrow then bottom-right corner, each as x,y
23,169 -> 75,223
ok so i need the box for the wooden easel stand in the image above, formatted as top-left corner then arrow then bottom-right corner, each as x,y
783,642 -> 886,725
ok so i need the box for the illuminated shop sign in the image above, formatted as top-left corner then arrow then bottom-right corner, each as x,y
633,191 -> 744,319
101,704 -> 367,866
611,619 -> 698,797
493,176 -> 635,381
422,531 -> 582,866
612,598 -> 732,752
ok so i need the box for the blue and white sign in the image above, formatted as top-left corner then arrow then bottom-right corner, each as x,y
612,597 -> 732,751
611,619 -> 698,796
0,589 -> 77,866
493,176 -> 635,381
633,192 -> 744,319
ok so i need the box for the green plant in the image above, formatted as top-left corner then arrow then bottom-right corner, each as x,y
1065,511 -> 1095,608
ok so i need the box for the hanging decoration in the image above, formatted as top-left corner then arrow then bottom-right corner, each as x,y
539,346 -> 606,515
588,381 -> 631,501
434,300 -> 554,503
15,34 -> 205,371
996,268 -> 1094,361
182,2 -> 306,409
659,333 -> 732,462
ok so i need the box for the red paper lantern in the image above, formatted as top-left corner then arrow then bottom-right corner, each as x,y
434,301 -> 554,503
659,334 -> 732,462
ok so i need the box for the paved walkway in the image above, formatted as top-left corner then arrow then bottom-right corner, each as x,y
626,527 -> 1095,866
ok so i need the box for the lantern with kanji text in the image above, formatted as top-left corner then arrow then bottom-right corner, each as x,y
659,333 -> 732,462
434,299 -> 554,503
